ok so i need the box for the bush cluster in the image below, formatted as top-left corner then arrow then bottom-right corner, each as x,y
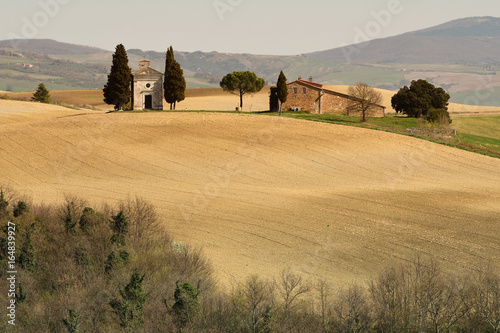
0,189 -> 498,332
0,191 -> 214,332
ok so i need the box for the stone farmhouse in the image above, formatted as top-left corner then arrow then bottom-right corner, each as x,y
282,77 -> 385,117
131,60 -> 163,110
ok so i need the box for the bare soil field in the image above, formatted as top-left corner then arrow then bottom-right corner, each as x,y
1,99 -> 499,289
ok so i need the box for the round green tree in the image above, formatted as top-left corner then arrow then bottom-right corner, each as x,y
220,71 -> 265,110
391,79 -> 450,118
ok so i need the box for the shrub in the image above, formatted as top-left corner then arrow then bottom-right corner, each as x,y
63,309 -> 81,333
13,201 -> 29,217
427,108 -> 452,125
31,83 -> 51,103
172,281 -> 201,326
79,207 -> 98,233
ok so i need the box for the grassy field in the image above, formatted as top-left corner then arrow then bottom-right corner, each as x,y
451,116 -> 500,154
1,99 -> 499,289
452,116 -> 500,139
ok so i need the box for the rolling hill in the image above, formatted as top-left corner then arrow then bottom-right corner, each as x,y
0,39 -> 106,55
1,100 -> 499,288
307,16 -> 500,64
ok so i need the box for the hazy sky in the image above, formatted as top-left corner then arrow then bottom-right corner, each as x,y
2,0 -> 500,55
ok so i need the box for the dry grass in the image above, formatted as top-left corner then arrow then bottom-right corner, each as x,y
1,99 -> 499,290
4,89 -> 109,110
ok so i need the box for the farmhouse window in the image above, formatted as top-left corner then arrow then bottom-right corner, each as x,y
303,87 -> 307,94
293,87 -> 297,94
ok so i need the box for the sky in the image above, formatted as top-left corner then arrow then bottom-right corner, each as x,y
2,0 -> 500,55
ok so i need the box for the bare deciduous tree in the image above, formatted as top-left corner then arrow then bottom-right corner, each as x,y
347,82 -> 383,122
317,279 -> 331,329
332,284 -> 371,332
470,267 -> 500,333
370,263 -> 412,332
234,275 -> 274,333
275,268 -> 310,332
120,196 -> 161,247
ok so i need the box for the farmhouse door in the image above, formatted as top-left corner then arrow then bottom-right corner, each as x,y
144,95 -> 153,109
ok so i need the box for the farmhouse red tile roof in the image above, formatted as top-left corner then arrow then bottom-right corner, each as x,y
288,77 -> 386,109
296,77 -> 323,88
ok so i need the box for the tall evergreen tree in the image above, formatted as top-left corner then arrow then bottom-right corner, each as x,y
109,269 -> 146,330
276,71 -> 288,115
164,46 -> 186,110
31,83 -> 51,103
172,281 -> 201,327
103,44 -> 132,111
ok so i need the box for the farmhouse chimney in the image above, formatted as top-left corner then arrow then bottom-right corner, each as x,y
309,76 -> 313,82
298,76 -> 302,80
139,60 -> 151,69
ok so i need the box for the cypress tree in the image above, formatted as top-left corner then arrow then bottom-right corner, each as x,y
31,83 -> 51,103
164,46 -> 186,110
276,71 -> 288,115
103,44 -> 132,110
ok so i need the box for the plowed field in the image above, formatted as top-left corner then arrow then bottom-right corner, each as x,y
1,100 -> 499,288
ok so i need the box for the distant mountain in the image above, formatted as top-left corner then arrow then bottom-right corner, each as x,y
0,39 -> 108,55
2,18 -> 500,106
306,17 -> 500,64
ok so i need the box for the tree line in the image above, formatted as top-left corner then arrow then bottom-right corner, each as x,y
0,189 -> 498,332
